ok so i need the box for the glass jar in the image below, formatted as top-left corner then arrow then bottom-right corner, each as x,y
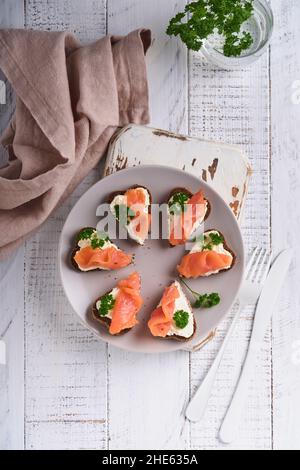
200,0 -> 274,69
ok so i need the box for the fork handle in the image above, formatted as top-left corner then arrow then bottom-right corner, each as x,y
185,302 -> 244,422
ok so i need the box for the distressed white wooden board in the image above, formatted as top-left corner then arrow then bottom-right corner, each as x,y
0,0 -> 25,451
271,0 -> 300,451
107,0 -> 190,450
188,47 -> 271,447
24,0 -> 108,450
105,124 -> 251,220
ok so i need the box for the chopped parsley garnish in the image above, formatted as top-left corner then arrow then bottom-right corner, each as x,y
91,235 -> 109,249
78,228 -> 94,240
114,204 -> 136,225
200,232 -> 224,250
203,243 -> 213,251
97,293 -> 115,317
173,310 -> 189,329
168,192 -> 189,215
194,293 -> 221,309
209,232 -> 224,245
180,279 -> 221,309
78,228 -> 109,249
166,0 -> 254,57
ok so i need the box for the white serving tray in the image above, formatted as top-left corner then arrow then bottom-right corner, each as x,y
104,125 -> 251,222
104,125 -> 251,351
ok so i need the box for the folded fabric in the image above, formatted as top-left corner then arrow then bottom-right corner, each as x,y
0,28 -> 151,259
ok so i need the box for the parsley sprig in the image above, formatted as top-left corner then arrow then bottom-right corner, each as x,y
168,192 -> 190,215
208,232 -> 224,245
78,228 -> 109,249
180,279 -> 221,309
91,235 -> 109,249
97,293 -> 115,317
166,0 -> 254,57
194,293 -> 221,308
78,228 -> 94,240
173,310 -> 190,329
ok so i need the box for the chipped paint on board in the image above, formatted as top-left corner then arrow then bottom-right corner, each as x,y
105,125 -> 251,221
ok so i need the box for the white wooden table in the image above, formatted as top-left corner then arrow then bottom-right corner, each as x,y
0,0 -> 300,450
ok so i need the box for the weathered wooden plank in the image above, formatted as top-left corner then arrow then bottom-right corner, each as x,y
24,0 -> 108,450
189,48 -> 272,447
0,249 -> 25,450
25,0 -> 106,43
107,0 -> 190,450
270,0 -> 300,451
108,0 -> 188,135
0,0 -> 25,451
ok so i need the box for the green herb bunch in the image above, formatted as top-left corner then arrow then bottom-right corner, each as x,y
167,0 -> 254,57
180,278 -> 221,309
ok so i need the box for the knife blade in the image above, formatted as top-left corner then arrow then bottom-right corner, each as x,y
249,248 -> 292,347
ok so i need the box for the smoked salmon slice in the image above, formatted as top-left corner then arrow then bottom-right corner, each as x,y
74,245 -> 132,271
109,272 -> 143,335
148,284 -> 180,337
71,227 -> 132,272
168,189 -> 209,246
148,281 -> 196,341
177,250 -> 233,279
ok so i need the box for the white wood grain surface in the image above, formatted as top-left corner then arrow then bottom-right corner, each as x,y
0,0 -> 299,450
0,0 -> 25,451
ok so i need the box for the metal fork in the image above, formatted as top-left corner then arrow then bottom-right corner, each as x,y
185,247 -> 272,422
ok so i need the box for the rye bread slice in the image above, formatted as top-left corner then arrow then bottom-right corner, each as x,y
163,317 -> 197,343
167,188 -> 211,246
202,229 -> 236,273
70,226 -> 97,272
91,290 -> 132,336
108,185 -> 152,245
107,185 -> 152,207
178,229 -> 236,277
149,281 -> 196,343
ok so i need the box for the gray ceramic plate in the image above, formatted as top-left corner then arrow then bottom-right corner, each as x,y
59,165 -> 244,353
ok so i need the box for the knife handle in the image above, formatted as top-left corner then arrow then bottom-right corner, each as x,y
218,345 -> 258,444
0,340 -> 6,365
185,302 -> 243,422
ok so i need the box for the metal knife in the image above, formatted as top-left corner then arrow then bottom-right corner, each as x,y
219,249 -> 293,444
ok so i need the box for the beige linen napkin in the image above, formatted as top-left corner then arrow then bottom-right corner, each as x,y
0,28 -> 151,259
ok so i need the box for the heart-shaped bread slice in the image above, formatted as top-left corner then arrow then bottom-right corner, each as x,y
148,280 -> 196,342
167,188 -> 210,246
177,230 -> 235,279
71,227 -> 132,272
92,272 -> 143,336
108,186 -> 151,245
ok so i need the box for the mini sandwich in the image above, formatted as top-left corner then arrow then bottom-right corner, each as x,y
71,227 -> 132,272
148,280 -> 196,342
167,188 -> 210,246
92,272 -> 143,335
109,186 -> 151,245
177,230 -> 235,279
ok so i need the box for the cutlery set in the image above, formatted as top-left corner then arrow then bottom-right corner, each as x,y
186,248 -> 292,444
